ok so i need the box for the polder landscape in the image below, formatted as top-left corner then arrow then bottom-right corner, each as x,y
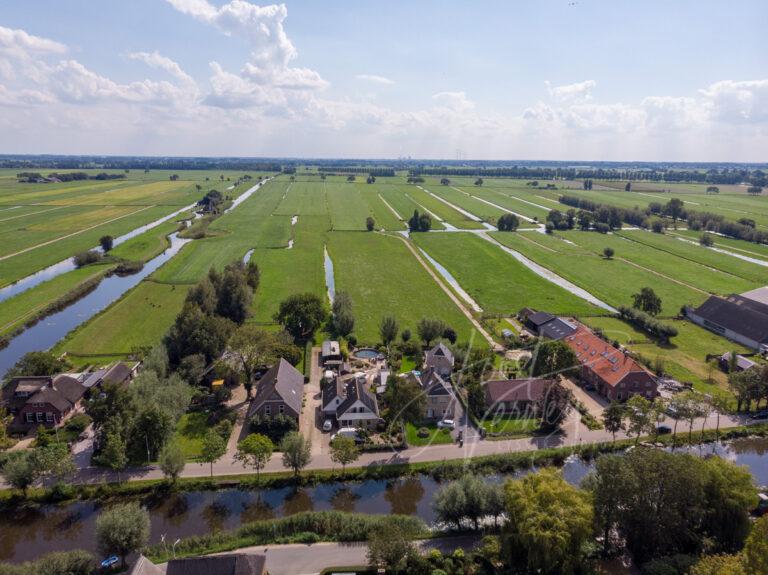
1,159 -> 768,575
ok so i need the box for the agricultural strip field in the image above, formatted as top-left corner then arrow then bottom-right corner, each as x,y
0,264 -> 113,339
273,181 -> 328,215
405,185 -> 484,229
455,186 -> 551,221
325,182 -> 376,230
249,215 -> 329,324
327,231 -> 477,344
489,231 -> 707,316
53,282 -> 191,361
670,229 -> 768,260
425,185 -> 506,223
582,316 -> 750,398
378,187 -> 445,230
559,231 -> 761,295
613,230 -> 768,285
54,179 -> 289,361
412,232 -> 601,316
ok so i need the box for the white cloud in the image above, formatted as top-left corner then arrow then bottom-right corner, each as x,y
0,25 -> 66,59
356,74 -> 394,85
546,79 -> 596,103
128,51 -> 195,86
166,0 -> 327,106
700,79 -> 768,123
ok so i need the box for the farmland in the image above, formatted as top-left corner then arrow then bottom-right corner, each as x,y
0,170 -> 764,403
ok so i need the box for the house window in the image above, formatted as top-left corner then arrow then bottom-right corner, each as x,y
45,412 -> 54,423
278,404 -> 285,415
36,412 -> 43,422
617,392 -> 623,400
265,405 -> 271,416
25,412 -> 33,423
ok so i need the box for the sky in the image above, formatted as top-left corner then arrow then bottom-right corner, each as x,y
0,0 -> 766,161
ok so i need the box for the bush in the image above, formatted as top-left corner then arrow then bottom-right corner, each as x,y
72,250 -> 102,268
64,413 -> 91,434
0,550 -> 95,575
249,414 -> 298,443
417,427 -> 430,438
617,306 -> 678,342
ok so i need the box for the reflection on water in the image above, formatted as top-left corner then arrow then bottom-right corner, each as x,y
1,437 -> 766,563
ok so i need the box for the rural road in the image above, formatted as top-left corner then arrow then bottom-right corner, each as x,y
156,536 -> 481,575
26,410 -> 752,489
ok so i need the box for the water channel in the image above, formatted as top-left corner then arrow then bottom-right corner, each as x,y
1,438 -> 766,563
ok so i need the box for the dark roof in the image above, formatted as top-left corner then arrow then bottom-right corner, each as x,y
420,369 -> 453,396
249,358 -> 303,417
693,295 -> 768,344
166,554 -> 266,575
538,317 -> 577,341
483,378 -> 554,405
527,311 -> 555,327
28,387 -> 73,412
426,342 -> 454,364
102,362 -> 134,385
128,556 -> 164,575
52,375 -> 87,404
338,379 -> 378,416
321,376 -> 346,407
720,352 -> 757,371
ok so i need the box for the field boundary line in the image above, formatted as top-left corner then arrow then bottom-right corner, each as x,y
377,193 -> 404,222
0,204 -> 155,261
0,205 -> 68,223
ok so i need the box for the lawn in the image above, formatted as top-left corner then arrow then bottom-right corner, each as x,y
489,230 -> 707,316
399,355 -> 418,373
405,422 -> 454,446
54,281 -> 190,359
173,412 -> 222,461
327,231 -> 477,345
480,415 -> 539,436
413,232 -> 601,316
581,315 -> 749,397
326,182 -> 375,231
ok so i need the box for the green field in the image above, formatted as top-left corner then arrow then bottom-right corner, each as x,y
412,232 -> 601,316
489,230 -> 707,316
327,231 -> 477,344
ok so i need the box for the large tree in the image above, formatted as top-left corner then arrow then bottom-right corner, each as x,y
379,315 -> 399,347
529,340 -> 578,378
158,440 -> 185,483
632,286 -> 662,316
331,290 -> 355,338
164,302 -> 235,365
536,379 -> 573,429
367,516 -> 420,575
417,317 -> 445,347
229,326 -> 299,397
329,435 -> 360,473
280,432 -> 311,477
602,402 -> 626,443
5,351 -> 70,380
235,433 -> 274,480
383,375 -> 425,426
497,213 -> 519,231
200,430 -> 227,478
504,468 -> 593,574
275,293 -> 327,340
95,502 -> 150,568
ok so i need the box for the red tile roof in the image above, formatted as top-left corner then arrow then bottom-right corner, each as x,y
563,324 -> 654,388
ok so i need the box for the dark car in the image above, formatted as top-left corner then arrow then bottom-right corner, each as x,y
657,425 -> 672,435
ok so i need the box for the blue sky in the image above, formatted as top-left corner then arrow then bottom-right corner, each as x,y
0,0 -> 766,160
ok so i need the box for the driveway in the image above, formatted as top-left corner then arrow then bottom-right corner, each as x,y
562,377 -> 607,418
301,347 -> 328,456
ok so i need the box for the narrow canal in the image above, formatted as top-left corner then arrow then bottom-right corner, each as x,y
1,438 -> 766,563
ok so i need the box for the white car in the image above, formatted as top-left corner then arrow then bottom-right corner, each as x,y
437,419 -> 455,430
322,419 -> 333,432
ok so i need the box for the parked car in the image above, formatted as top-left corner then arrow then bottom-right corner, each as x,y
322,419 -> 334,432
437,419 -> 455,430
657,425 -> 672,435
331,427 -> 362,443
749,410 -> 768,420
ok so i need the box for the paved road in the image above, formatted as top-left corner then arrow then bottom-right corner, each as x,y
31,410 -> 752,488
218,536 -> 480,575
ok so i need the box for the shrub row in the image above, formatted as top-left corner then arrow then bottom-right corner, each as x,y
617,306 -> 678,342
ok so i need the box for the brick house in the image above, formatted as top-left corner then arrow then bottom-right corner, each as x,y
562,324 -> 657,401
247,358 -> 303,420
482,378 -> 555,416
2,374 -> 87,432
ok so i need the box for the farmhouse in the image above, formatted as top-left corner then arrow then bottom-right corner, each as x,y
482,378 -> 555,415
247,358 -> 303,420
687,293 -> 768,353
562,324 -> 657,402
1,374 -> 87,432
424,342 -> 454,377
